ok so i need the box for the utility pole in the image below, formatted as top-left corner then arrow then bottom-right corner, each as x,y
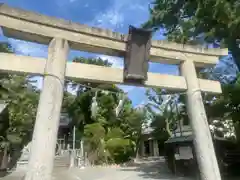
70,126 -> 76,168
73,126 -> 76,152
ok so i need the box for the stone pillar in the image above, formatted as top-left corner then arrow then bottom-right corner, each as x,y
153,140 -> 159,156
180,59 -> 221,180
24,38 -> 69,180
140,140 -> 145,157
149,140 -> 154,156
136,140 -> 144,158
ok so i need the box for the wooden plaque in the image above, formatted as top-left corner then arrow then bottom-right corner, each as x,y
124,25 -> 152,84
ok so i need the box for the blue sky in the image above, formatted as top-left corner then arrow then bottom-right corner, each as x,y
0,0 -> 179,106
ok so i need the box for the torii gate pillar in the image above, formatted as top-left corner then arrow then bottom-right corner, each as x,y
180,59 -> 221,180
24,38 -> 69,180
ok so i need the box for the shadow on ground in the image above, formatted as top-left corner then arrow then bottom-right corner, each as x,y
119,159 -> 240,180
119,160 -> 194,180
0,170 -> 11,178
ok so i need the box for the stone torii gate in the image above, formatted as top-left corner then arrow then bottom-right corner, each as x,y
0,4 -> 228,180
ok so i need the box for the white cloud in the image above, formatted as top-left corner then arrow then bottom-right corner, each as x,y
55,0 -> 78,7
134,100 -> 147,108
90,8 -> 124,29
92,1 -> 123,27
89,0 -> 149,30
117,85 -> 135,93
97,55 -> 123,68
30,76 -> 43,89
8,39 -> 48,58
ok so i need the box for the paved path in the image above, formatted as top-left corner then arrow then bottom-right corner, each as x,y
1,159 -> 239,180
66,160 -> 193,180
0,159 -> 193,180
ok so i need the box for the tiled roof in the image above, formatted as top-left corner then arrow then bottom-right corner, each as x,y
165,135 -> 193,144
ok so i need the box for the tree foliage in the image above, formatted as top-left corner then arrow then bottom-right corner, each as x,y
0,42 -> 40,169
143,0 -> 240,68
146,88 -> 185,138
143,0 -> 240,144
205,73 -> 240,142
0,42 -> 39,147
65,57 -> 146,164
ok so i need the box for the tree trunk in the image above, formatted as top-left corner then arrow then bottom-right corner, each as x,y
135,138 -> 141,159
8,144 -> 23,170
165,119 -> 172,137
134,129 -> 142,159
0,145 -> 8,170
228,39 -> 240,72
234,122 -> 240,145
0,151 -> 3,169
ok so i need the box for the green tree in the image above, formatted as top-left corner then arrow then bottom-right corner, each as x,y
143,0 -> 240,143
83,122 -> 108,164
143,0 -> 240,68
205,74 -> 240,142
146,88 -> 180,137
120,106 -> 147,159
0,42 -> 40,170
66,57 -> 145,164
66,57 -> 116,132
